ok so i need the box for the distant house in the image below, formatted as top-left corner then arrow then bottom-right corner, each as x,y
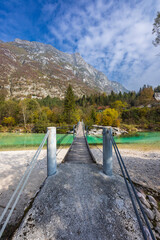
97,106 -> 108,112
154,92 -> 160,101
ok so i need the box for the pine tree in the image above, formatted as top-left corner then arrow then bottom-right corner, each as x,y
64,85 -> 75,123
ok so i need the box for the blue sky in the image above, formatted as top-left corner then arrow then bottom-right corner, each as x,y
0,0 -> 160,91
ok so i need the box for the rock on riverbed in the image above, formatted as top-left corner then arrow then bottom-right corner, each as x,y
89,126 -> 128,136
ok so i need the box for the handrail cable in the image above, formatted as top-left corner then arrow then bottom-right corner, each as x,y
110,136 -> 147,239
56,124 -> 76,155
90,136 -> 103,153
84,123 -> 155,240
57,134 -> 68,149
57,125 -> 74,129
91,133 -> 103,139
110,134 -> 155,240
0,131 -> 49,238
86,125 -> 103,139
94,143 -> 103,153
85,126 -> 103,153
56,135 -> 73,156
0,124 -> 77,238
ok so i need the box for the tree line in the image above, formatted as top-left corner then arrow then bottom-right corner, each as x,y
0,84 -> 159,133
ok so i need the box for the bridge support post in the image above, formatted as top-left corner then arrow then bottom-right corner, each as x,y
47,127 -> 57,176
103,127 -> 113,176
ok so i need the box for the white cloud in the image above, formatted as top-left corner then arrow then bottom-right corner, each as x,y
43,0 -> 160,91
42,3 -> 58,16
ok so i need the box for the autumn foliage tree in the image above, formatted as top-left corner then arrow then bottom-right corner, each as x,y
137,86 -> 154,105
96,108 -> 120,127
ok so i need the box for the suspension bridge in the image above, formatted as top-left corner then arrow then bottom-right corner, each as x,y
0,122 -> 156,239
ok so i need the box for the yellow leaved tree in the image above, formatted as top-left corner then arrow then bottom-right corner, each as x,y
96,108 -> 120,127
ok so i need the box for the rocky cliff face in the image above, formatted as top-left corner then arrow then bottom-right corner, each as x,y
0,39 -> 128,99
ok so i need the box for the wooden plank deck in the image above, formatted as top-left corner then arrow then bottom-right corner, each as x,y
65,123 -> 94,164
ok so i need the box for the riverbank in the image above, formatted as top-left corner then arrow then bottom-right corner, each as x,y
90,147 -> 160,238
90,147 -> 160,193
0,148 -> 69,239
117,143 -> 160,151
0,147 -> 160,238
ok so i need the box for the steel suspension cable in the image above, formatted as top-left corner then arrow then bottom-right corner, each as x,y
0,131 -> 49,238
91,136 -> 103,153
0,131 -> 49,224
110,136 -> 147,239
91,133 -> 103,139
85,124 -> 154,239
56,133 -> 68,150
110,134 -> 155,240
56,125 -> 75,155
56,134 -> 73,156
85,128 -> 103,153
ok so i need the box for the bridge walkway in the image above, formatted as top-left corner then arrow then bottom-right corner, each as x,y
65,122 -> 93,163
13,123 -> 141,240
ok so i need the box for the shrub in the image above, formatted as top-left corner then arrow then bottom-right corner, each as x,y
2,117 -> 16,126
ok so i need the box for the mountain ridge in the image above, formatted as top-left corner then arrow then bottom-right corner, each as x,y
0,38 -> 128,99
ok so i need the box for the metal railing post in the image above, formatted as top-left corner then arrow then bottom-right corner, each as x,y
47,127 -> 57,176
103,127 -> 113,176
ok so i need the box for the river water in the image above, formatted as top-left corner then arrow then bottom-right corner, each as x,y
0,133 -> 73,149
115,132 -> 160,144
0,132 -> 160,150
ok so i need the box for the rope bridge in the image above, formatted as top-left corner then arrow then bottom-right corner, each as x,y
0,122 -> 156,240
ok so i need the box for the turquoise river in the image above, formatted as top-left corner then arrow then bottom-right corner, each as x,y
0,132 -> 160,150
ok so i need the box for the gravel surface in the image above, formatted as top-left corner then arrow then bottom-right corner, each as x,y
1,127 -> 159,239
13,163 -> 142,240
0,148 -> 68,234
91,147 -> 160,192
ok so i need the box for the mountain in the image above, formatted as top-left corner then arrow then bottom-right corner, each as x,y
0,39 -> 128,99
